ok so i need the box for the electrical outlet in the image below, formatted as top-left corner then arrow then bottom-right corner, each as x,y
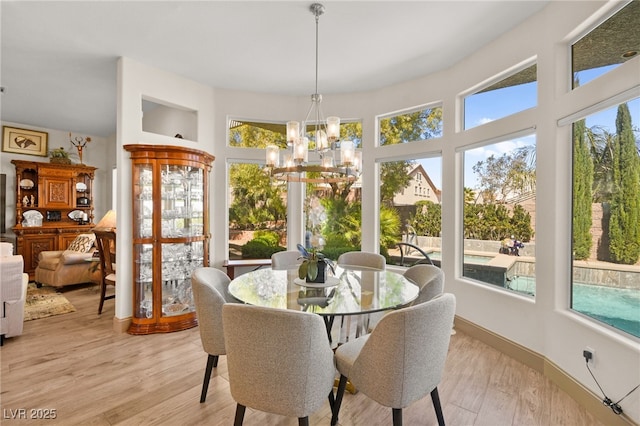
583,347 -> 595,365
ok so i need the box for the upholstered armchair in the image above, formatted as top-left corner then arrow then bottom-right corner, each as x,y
1,243 -> 29,345
34,233 -> 100,288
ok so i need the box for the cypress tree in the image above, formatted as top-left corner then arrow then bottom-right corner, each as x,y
572,118 -> 593,260
608,103 -> 640,264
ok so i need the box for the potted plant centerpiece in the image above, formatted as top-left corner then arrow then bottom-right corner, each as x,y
297,244 -> 334,283
297,196 -> 336,283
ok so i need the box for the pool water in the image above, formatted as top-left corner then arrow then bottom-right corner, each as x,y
508,276 -> 639,338
572,283 -> 640,338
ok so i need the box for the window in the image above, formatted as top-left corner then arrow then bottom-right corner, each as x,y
302,122 -> 363,257
228,120 -> 286,149
227,161 -> 287,260
379,105 -> 442,146
464,64 -> 537,130
463,134 -> 536,295
381,157 -> 442,266
572,1 -> 639,89
571,97 -> 640,338
227,120 -> 290,259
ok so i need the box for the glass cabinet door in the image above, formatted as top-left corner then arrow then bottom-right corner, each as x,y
161,241 -> 204,317
134,243 -> 154,319
134,165 -> 154,239
160,165 -> 204,238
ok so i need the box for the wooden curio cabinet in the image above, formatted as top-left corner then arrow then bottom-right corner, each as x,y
11,160 -> 97,279
124,144 -> 214,335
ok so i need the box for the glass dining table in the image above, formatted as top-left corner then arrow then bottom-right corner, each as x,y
228,265 -> 419,343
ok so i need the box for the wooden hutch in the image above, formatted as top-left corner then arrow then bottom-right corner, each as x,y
11,160 -> 97,279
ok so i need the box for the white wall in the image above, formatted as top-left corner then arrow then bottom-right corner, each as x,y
0,120 -> 113,228
114,1 -> 639,422
116,57 -> 215,320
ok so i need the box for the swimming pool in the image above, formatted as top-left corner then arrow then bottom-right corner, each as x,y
507,276 -> 639,338
573,283 -> 640,338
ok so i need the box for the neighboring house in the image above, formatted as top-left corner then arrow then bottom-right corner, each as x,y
393,164 -> 441,206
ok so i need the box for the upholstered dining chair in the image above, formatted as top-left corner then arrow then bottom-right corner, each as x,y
367,264 -> 445,332
222,303 -> 336,426
404,264 -> 444,306
337,251 -> 386,270
366,264 -> 445,332
191,267 -> 236,403
271,250 -> 302,270
336,251 -> 386,341
93,230 -> 116,314
331,293 -> 456,426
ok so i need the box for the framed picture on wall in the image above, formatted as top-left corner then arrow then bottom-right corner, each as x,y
2,126 -> 48,157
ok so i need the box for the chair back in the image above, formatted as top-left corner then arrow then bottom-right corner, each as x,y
222,303 -> 335,419
93,230 -> 116,282
271,250 -> 301,270
403,264 -> 444,305
348,293 -> 456,409
337,251 -> 385,270
191,267 -> 233,356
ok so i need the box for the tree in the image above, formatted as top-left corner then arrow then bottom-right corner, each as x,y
572,118 -> 593,260
413,201 -> 441,237
228,123 -> 288,230
229,163 -> 286,229
472,148 -> 535,203
586,126 -> 616,203
380,161 -> 414,206
608,103 -> 640,264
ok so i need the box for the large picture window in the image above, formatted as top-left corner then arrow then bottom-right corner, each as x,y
463,135 -> 536,296
380,157 -> 442,267
571,97 -> 640,338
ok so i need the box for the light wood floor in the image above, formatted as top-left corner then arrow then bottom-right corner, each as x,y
1,283 -> 604,426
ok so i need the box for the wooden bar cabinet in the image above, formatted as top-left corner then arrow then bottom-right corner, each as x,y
124,144 -> 214,334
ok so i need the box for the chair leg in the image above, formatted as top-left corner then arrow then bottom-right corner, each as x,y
298,417 -> 309,426
200,354 -> 218,403
98,281 -> 106,314
431,387 -> 445,426
234,404 -> 246,426
331,374 -> 348,426
392,408 -> 402,426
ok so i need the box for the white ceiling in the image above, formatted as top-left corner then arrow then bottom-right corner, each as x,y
0,1 -> 549,137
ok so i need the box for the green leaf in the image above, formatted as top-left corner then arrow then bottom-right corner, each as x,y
307,261 -> 318,280
298,262 -> 308,280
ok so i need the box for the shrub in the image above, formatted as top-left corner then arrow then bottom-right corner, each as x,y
241,238 -> 285,259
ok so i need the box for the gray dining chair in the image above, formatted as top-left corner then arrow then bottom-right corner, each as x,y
271,250 -> 302,270
366,264 -> 445,332
191,267 -> 236,403
404,264 -> 444,306
222,303 -> 336,426
337,251 -> 386,270
331,293 -> 456,426
336,251 -> 386,341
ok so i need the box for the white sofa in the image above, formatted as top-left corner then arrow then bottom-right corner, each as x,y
0,243 -> 29,345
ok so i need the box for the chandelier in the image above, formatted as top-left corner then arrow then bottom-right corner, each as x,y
265,3 -> 361,184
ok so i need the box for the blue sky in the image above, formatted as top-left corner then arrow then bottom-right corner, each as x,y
418,65 -> 639,191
